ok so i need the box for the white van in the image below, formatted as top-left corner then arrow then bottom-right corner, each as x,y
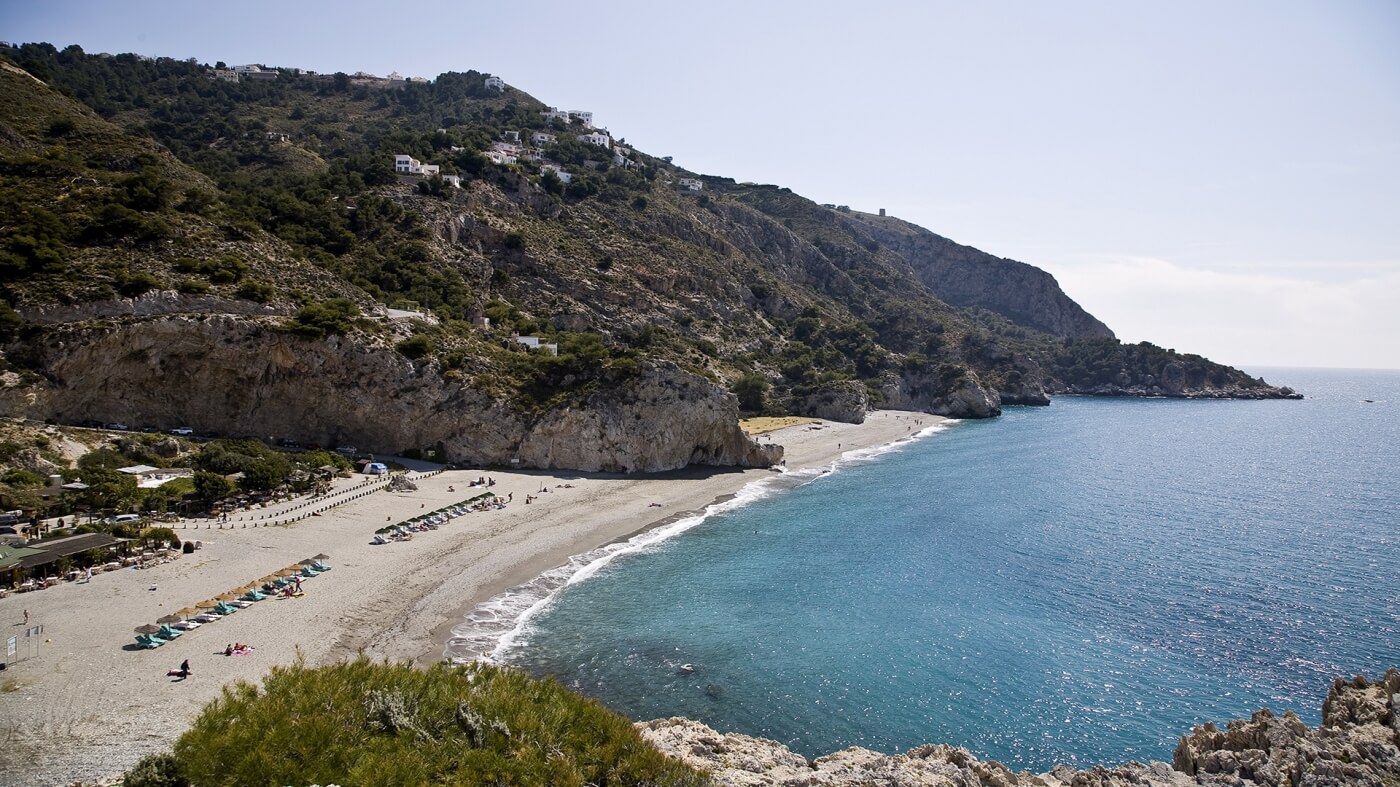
170,427 -> 194,436
107,514 -> 141,524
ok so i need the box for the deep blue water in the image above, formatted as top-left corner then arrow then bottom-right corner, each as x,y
500,368 -> 1400,771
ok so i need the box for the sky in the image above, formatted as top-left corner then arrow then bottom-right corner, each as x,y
6,1 -> 1399,370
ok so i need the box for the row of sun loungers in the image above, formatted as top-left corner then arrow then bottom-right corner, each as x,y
131,557 -> 331,649
372,496 -> 505,545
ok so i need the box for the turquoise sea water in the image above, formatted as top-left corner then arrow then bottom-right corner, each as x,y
489,369 -> 1400,771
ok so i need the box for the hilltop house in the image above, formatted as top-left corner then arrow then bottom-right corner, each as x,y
570,111 -> 594,128
491,141 -> 521,155
531,131 -> 557,145
484,75 -> 505,91
483,150 -> 517,166
578,131 -> 611,149
231,64 -> 263,73
678,177 -> 703,191
211,69 -> 240,82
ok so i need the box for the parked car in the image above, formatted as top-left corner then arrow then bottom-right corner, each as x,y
170,427 -> 194,436
105,422 -> 129,431
105,514 -> 142,525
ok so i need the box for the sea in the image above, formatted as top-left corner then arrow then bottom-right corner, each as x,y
451,367 -> 1400,772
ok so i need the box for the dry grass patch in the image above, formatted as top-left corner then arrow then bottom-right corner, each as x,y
739,416 -> 819,436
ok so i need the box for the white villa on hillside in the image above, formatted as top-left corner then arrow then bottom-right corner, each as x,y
232,64 -> 263,74
541,163 -> 573,184
483,150 -> 517,165
578,131 -> 611,149
513,335 -> 559,355
484,75 -> 505,91
542,107 -> 596,128
393,155 -> 440,176
531,131 -> 556,145
678,177 -> 703,191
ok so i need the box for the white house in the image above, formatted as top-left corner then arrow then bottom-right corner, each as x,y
569,111 -> 594,128
484,75 -> 505,91
442,174 -> 462,188
531,131 -> 556,145
542,107 -> 570,124
232,64 -> 263,74
394,155 -> 442,176
483,150 -> 517,166
502,130 -> 520,143
678,177 -> 703,191
211,69 -> 240,82
578,132 -> 611,149
490,141 -> 521,155
266,131 -> 290,142
541,163 -> 573,184
513,336 -> 558,355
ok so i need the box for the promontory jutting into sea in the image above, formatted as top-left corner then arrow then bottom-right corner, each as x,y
0,38 -> 1394,787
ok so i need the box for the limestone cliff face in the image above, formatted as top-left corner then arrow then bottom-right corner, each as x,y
791,381 -> 870,424
837,212 -> 1115,340
639,668 -> 1400,787
5,315 -> 780,473
877,369 -> 1003,419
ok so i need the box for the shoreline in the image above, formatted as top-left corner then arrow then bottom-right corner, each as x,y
0,410 -> 943,785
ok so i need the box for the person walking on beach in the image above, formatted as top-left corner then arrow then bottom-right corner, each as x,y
23,609 -> 29,626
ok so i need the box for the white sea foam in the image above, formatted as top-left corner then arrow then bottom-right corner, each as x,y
443,417 -> 960,664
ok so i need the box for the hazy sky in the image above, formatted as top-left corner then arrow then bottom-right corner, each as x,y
7,1 -> 1399,369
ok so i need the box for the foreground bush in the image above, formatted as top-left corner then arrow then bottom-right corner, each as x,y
162,657 -> 709,787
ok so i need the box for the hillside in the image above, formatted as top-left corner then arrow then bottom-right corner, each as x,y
0,43 -> 1298,473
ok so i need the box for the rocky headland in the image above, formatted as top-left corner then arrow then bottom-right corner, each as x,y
639,669 -> 1400,786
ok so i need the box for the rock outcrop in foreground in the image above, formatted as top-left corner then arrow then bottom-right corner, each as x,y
639,669 -> 1400,786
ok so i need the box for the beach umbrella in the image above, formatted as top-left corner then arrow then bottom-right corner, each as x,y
216,592 -> 240,601
312,553 -> 330,561
258,575 -> 280,585
298,558 -> 317,565
177,607 -> 201,617
157,614 -> 182,625
195,599 -> 221,609
134,624 -> 161,635
278,567 -> 301,576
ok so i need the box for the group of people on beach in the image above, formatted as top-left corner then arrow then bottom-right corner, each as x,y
223,643 -> 254,656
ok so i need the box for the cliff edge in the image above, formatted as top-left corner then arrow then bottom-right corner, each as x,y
639,668 -> 1400,786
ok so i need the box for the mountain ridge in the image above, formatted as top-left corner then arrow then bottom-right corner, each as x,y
0,43 -> 1299,472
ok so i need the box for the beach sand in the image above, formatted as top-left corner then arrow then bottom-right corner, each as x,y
0,411 -> 941,785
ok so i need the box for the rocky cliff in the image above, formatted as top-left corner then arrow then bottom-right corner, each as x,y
836,211 -> 1115,340
639,669 -> 1400,786
7,314 -> 780,472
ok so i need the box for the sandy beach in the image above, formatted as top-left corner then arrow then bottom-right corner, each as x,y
0,411 -> 941,785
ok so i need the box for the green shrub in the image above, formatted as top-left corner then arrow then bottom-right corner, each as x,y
122,752 -> 188,787
292,297 -> 360,338
395,334 -> 433,359
235,280 -> 274,302
171,658 -> 709,787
